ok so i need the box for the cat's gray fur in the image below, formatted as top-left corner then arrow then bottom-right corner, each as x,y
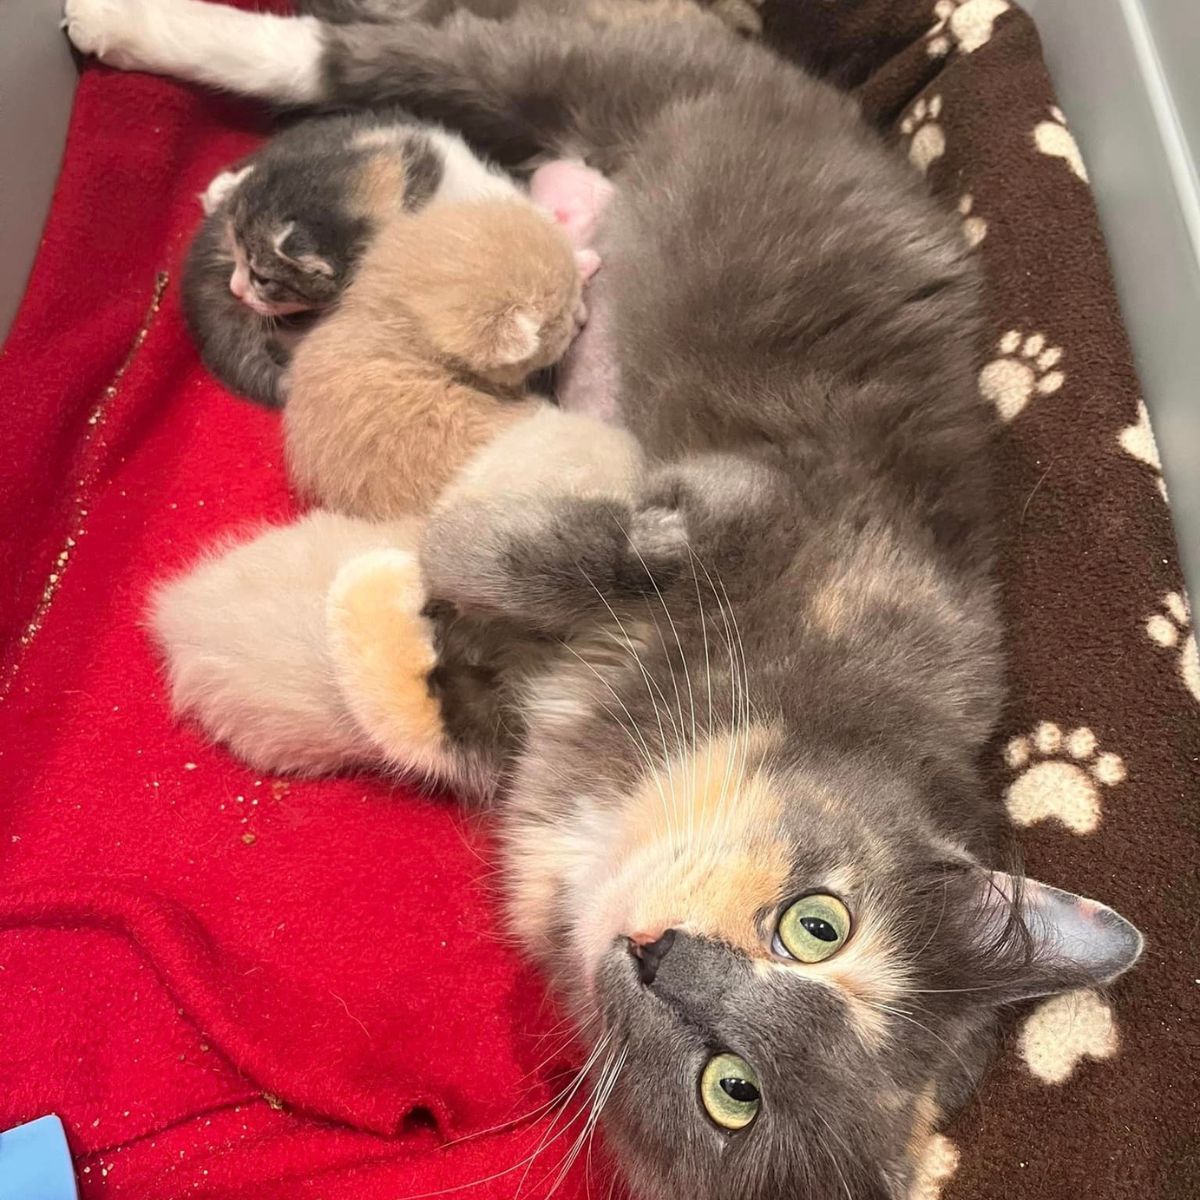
181,109 -> 443,408
309,10 -> 1142,1197
71,1 -> 1145,1196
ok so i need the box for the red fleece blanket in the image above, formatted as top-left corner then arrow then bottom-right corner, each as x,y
0,26 -> 600,1200
2,3 -> 1197,1199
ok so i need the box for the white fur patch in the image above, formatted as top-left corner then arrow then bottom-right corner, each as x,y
352,126 -> 411,152
1019,989 -> 1119,1083
426,128 -> 520,204
148,511 -> 417,775
65,0 -> 324,105
200,164 -> 254,215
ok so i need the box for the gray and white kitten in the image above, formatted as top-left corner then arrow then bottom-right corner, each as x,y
73,1 -> 1145,1197
182,109 -> 517,408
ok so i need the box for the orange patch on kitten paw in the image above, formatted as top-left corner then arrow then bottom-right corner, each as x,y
326,550 -> 444,765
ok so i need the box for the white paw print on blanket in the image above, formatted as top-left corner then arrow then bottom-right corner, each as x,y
1146,592 -> 1200,703
1035,106 -> 1089,182
978,330 -> 1064,420
958,193 -> 987,248
1118,400 -> 1169,502
901,96 -> 946,175
1004,723 -> 1125,834
1019,989 -> 1119,1083
927,0 -> 1011,57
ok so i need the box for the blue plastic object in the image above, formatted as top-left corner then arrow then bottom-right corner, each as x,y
0,1115 -> 79,1200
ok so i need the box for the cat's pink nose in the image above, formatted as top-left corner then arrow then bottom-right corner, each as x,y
628,929 -> 668,948
229,269 -> 247,299
627,929 -> 677,986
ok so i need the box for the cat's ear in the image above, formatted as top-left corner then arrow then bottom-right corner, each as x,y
200,164 -> 254,215
490,309 -> 545,367
975,870 -> 1144,1003
275,224 -> 335,277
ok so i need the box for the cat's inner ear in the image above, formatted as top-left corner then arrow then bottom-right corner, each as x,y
978,871 -> 1144,1002
490,309 -> 544,367
274,222 -> 335,277
200,163 -> 254,215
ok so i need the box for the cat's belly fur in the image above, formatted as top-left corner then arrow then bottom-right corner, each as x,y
557,266 -> 622,423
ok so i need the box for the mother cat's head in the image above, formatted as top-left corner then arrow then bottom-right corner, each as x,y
523,724 -> 1143,1199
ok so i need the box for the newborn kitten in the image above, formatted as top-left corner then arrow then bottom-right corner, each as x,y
182,109 -> 519,408
284,198 -> 587,518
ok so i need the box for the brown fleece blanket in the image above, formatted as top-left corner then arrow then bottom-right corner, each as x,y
755,2 -> 1200,1197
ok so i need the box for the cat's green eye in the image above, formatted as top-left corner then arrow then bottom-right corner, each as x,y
775,893 -> 852,963
700,1053 -> 762,1131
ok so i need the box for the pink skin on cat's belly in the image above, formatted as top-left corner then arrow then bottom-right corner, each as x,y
558,279 -> 621,422
529,161 -> 621,419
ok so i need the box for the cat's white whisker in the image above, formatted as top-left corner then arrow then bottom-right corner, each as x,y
545,1041 -> 627,1200
556,639 -> 667,800
811,1108 -> 855,1200
577,563 -> 680,840
514,1031 -> 615,1198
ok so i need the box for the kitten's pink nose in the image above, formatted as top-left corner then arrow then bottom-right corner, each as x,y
229,268 -> 248,299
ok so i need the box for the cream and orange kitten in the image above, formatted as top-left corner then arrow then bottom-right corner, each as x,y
284,194 -> 595,519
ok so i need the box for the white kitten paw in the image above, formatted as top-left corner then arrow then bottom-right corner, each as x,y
64,0 -> 149,69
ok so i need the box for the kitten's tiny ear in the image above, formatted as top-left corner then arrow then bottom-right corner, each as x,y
276,225 -> 335,277
977,871 -> 1144,1003
200,164 -> 255,215
491,309 -> 544,367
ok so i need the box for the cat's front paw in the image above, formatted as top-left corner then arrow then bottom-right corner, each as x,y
63,0 -> 149,68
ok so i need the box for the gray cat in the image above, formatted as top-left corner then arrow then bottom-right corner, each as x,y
70,1 -> 1144,1197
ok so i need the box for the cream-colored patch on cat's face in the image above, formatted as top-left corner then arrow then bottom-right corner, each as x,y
1019,988 -> 1119,1083
575,725 -> 790,971
572,730 -> 915,1045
